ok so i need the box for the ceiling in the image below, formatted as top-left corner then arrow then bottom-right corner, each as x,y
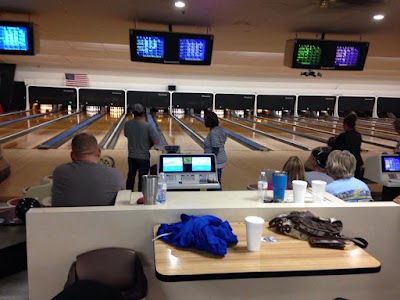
1,0 -> 400,80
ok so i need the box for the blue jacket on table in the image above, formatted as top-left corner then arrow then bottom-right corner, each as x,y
157,214 -> 238,256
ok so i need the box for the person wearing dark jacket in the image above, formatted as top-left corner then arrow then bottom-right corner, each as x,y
330,113 -> 364,179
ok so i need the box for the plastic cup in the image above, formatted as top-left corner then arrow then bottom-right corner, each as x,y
142,175 -> 158,205
292,180 -> 308,203
245,216 -> 265,252
312,180 -> 327,203
272,171 -> 287,202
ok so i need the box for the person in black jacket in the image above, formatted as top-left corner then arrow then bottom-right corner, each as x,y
330,113 -> 364,179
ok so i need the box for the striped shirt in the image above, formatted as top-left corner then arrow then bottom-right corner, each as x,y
204,126 -> 227,169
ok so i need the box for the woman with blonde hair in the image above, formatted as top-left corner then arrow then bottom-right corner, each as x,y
325,150 -> 372,202
266,156 -> 306,190
282,156 -> 306,189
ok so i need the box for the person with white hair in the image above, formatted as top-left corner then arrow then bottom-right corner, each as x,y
325,150 -> 373,202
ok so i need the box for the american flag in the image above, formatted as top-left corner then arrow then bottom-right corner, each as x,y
65,73 -> 89,87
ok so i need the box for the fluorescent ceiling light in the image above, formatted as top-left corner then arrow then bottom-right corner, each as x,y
373,14 -> 384,20
175,1 -> 185,8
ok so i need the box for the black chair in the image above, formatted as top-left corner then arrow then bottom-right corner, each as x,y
63,247 -> 147,300
52,280 -> 123,300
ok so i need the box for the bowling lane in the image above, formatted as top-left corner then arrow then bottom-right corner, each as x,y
0,113 -> 65,137
311,117 -> 397,137
259,116 -> 394,152
175,114 -> 254,151
354,118 -> 395,129
58,112 -> 124,150
112,113 -> 204,153
216,115 -> 322,150
184,114 -> 309,151
2,112 -> 90,149
292,116 -> 397,149
155,113 -> 204,153
113,114 -> 132,150
0,111 -> 67,139
299,116 -> 397,134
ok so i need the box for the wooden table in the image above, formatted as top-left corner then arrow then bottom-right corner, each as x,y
153,222 -> 381,282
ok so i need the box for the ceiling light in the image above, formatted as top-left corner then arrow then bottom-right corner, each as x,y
373,14 -> 384,20
175,1 -> 185,8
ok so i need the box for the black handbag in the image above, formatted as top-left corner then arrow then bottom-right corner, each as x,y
269,211 -> 368,249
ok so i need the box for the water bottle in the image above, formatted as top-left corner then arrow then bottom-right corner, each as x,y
257,171 -> 268,202
157,172 -> 167,204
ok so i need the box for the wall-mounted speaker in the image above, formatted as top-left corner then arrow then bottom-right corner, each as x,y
168,85 -> 176,91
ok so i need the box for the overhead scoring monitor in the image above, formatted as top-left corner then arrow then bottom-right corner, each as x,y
129,29 -> 214,65
284,39 -> 369,70
0,21 -> 38,55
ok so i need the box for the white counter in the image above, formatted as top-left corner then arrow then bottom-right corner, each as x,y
26,190 -> 400,300
114,189 -> 344,207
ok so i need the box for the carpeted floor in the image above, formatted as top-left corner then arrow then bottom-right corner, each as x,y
0,271 -> 28,300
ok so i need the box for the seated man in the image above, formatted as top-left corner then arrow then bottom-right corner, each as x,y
52,133 -> 124,207
325,150 -> 373,202
305,149 -> 334,185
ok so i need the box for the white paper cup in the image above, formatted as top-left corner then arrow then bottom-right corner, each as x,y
245,216 -> 265,252
312,180 -> 327,203
292,180 -> 308,203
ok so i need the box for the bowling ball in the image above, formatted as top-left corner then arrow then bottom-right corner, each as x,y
327,136 -> 336,147
137,197 -> 144,204
15,198 -> 41,222
99,155 -> 115,168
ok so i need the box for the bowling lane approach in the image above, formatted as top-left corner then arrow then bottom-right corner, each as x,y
1,111 -> 85,149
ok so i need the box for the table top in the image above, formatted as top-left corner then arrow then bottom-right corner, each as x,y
153,222 -> 381,282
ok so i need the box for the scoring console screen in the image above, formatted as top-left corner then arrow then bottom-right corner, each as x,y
192,156 -> 211,171
0,25 -> 29,51
162,157 -> 183,172
178,38 -> 206,61
382,156 -> 400,172
136,35 -> 164,58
